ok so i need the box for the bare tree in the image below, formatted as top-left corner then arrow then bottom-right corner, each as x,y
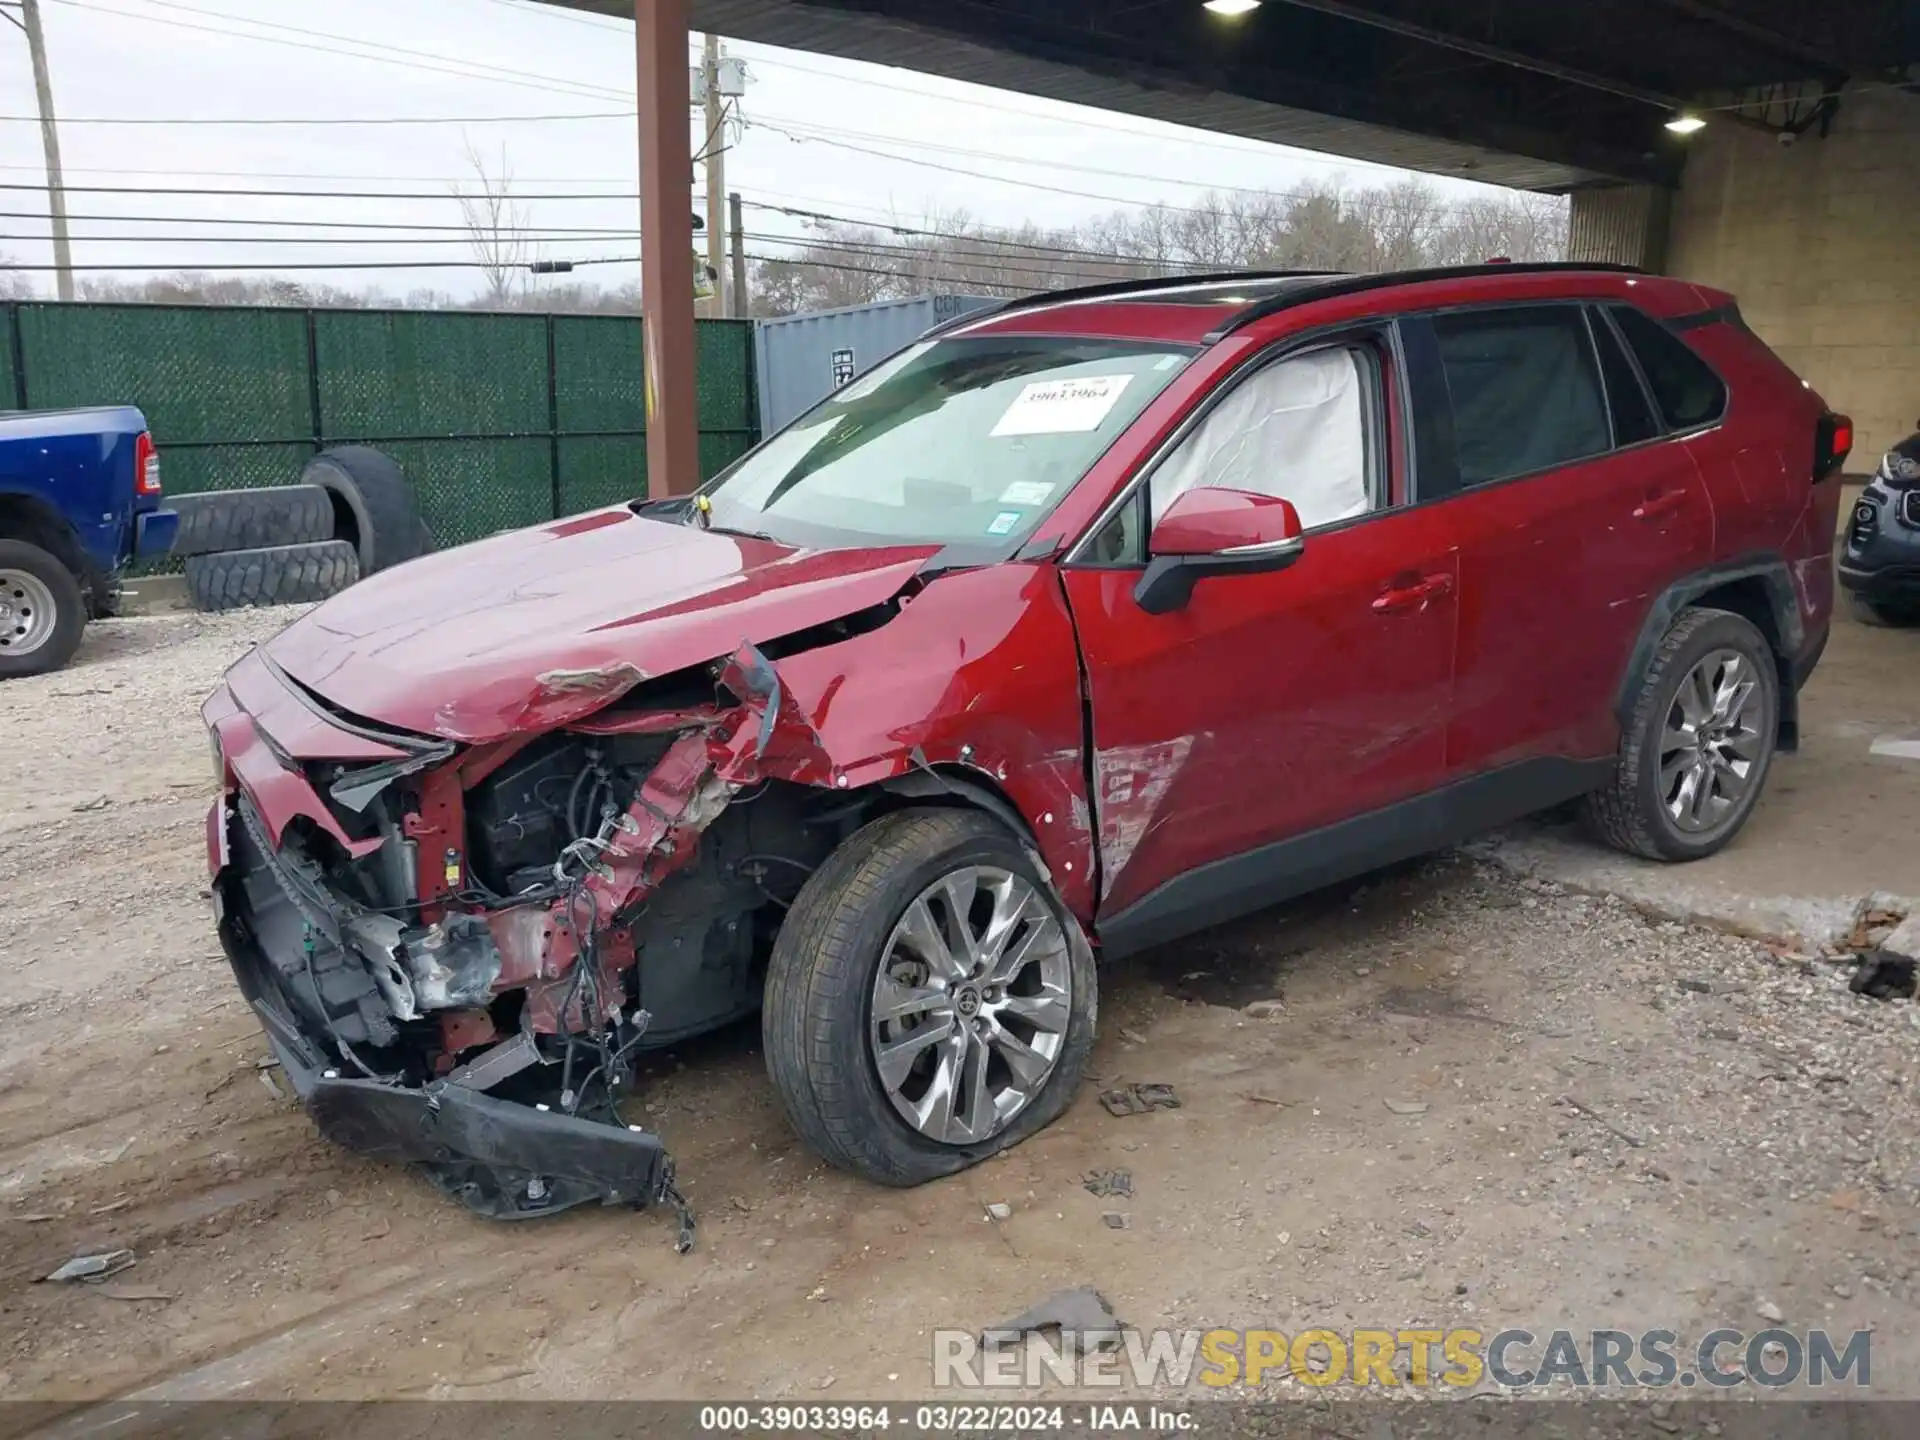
0,253 -> 38,300
454,140 -> 534,308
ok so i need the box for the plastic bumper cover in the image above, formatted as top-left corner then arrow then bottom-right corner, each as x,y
215,880 -> 691,1241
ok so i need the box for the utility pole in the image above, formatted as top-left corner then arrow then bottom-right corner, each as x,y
17,0 -> 73,301
728,191 -> 747,318
700,33 -> 726,319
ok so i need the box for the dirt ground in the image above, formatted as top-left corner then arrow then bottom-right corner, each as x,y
3,611 -> 1919,1420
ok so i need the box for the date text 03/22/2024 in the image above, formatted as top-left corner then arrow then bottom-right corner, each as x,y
697,1404 -> 1190,1431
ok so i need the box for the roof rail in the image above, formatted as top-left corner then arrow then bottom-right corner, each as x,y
919,268 -> 1346,339
1203,261 -> 1647,340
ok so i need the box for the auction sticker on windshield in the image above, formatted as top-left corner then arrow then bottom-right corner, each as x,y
991,375 -> 1134,437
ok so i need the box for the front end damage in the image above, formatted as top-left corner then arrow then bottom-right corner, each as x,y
204,552 -> 1100,1238
206,643 -> 852,1242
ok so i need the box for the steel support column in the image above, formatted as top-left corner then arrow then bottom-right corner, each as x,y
635,0 -> 700,497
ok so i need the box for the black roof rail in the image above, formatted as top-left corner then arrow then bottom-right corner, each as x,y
1203,261 -> 1648,341
919,268 -> 1346,339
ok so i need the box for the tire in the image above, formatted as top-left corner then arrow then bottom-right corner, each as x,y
1848,593 -> 1920,628
0,539 -> 86,679
762,808 -> 1097,1187
170,485 -> 334,558
183,540 -> 361,613
1581,607 -> 1780,862
300,446 -> 430,576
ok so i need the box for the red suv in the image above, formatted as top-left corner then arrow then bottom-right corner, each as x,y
204,264 -> 1849,1228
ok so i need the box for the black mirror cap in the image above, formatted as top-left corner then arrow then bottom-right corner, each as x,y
1131,539 -> 1306,615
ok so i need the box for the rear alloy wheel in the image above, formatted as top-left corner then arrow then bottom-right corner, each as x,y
763,809 -> 1096,1187
1658,647 -> 1768,835
1582,607 -> 1779,861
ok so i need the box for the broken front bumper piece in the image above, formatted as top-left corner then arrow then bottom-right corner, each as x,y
217,887 -> 694,1246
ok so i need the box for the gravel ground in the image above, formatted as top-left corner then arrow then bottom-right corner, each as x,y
1,612 -> 1916,1421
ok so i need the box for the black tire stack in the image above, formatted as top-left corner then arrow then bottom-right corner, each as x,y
174,447 -> 432,613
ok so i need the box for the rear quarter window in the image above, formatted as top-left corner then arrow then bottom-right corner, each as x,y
1609,305 -> 1728,431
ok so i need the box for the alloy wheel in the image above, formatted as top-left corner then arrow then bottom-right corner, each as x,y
868,865 -> 1071,1146
1659,647 -> 1767,834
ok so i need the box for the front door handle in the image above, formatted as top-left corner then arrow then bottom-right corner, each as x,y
1373,572 -> 1454,614
1633,490 -> 1686,522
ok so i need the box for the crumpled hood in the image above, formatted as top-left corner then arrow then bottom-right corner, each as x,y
264,506 -> 938,742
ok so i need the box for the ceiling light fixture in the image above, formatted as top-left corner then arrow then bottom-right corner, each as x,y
1665,113 -> 1707,135
1203,0 -> 1263,16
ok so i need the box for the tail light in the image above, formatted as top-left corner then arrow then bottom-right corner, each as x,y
1815,413 -> 1852,481
134,431 -> 162,497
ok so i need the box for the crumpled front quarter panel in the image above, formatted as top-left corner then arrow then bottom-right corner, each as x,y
769,564 -> 1096,921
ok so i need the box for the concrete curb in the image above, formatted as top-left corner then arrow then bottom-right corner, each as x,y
1466,822 -> 1915,951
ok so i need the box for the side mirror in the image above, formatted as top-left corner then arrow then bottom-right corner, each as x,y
1133,488 -> 1305,615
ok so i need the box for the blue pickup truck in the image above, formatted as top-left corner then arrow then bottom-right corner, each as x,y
0,406 -> 178,677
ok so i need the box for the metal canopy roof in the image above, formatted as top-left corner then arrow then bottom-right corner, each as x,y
546,1 -> 1918,191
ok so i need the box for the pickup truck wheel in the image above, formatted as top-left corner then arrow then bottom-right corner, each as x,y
1582,607 -> 1779,862
763,808 -> 1096,1187
183,539 -> 361,612
0,540 -> 86,679
301,446 -> 430,575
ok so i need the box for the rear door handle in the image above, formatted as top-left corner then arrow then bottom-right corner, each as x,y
1632,490 -> 1686,522
1373,572 -> 1454,614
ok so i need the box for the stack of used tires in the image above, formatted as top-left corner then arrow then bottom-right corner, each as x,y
173,446 -> 432,612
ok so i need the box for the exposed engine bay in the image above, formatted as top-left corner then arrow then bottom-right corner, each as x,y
212,644 -> 876,1239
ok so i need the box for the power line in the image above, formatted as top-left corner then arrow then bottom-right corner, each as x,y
0,209 -> 646,234
737,231 -> 1159,284
0,251 -> 1030,287
0,232 -> 627,246
0,195 -> 1174,267
474,0 -> 1410,176
763,118 -> 1343,200
47,0 -> 633,104
0,181 -> 646,201
0,108 -> 629,126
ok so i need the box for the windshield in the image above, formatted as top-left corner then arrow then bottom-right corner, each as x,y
702,335 -> 1193,549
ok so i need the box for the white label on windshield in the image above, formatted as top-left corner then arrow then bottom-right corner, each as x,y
987,511 -> 1023,535
999,480 -> 1055,505
990,374 -> 1134,437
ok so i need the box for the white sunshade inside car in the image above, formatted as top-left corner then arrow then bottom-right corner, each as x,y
1151,347 -> 1368,530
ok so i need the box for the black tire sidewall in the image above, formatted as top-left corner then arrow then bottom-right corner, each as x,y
1632,613 -> 1780,860
770,811 -> 1097,1186
0,540 -> 86,678
301,447 -> 428,576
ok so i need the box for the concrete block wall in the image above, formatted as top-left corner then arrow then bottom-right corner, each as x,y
1664,91 -> 1920,466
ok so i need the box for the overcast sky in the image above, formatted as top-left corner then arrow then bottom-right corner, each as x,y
1,0 -> 1527,297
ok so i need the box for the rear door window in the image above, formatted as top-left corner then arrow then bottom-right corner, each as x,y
1608,305 -> 1729,431
1587,307 -> 1662,447
1425,306 -> 1612,493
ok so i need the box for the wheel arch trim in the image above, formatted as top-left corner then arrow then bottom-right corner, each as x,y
1613,554 -> 1806,751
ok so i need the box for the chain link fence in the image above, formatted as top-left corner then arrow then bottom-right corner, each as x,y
0,300 -> 759,555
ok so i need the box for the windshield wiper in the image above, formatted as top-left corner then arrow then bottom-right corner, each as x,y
701,520 -> 779,543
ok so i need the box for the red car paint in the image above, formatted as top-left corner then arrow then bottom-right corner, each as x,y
205,266 -> 1838,1047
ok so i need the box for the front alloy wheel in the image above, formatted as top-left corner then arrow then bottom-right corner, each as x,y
869,866 -> 1071,1146
762,808 -> 1097,1187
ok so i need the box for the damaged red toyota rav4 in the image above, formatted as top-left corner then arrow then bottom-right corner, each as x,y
205,264 -> 1849,1241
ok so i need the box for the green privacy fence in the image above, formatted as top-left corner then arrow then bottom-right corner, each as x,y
0,301 -> 758,549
